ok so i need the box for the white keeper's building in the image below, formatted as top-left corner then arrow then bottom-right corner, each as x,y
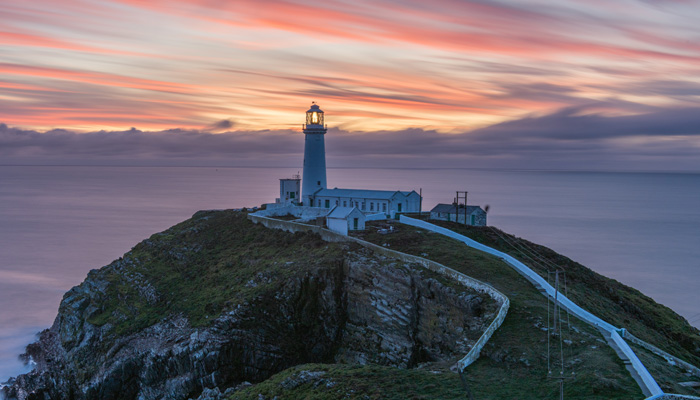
309,188 -> 421,216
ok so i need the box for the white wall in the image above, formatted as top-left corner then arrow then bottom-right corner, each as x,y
301,132 -> 327,204
256,205 -> 329,221
327,217 -> 348,235
365,213 -> 387,221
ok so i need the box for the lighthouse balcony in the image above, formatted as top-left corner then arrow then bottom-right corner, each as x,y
303,124 -> 327,132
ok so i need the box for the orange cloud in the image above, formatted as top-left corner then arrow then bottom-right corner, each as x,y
0,63 -> 201,94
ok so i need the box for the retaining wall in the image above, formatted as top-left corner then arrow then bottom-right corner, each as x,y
254,205 -> 331,220
625,333 -> 700,378
399,215 -> 664,397
365,213 -> 387,221
248,212 -> 510,371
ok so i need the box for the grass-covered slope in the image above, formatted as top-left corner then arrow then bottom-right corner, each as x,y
230,363 -> 466,400
85,209 -> 349,336
351,219 -> 700,397
352,221 -> 646,399
13,210 -> 503,400
21,210 -> 696,400
424,219 -> 700,368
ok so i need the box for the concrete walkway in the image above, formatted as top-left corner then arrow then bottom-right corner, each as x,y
399,216 -> 664,398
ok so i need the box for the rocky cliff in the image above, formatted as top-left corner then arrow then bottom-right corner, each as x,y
2,210 -> 495,400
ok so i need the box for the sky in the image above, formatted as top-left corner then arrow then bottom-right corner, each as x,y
2,0 -> 700,170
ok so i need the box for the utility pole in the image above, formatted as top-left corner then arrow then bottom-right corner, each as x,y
456,191 -> 468,225
548,269 -> 572,400
553,270 -> 560,335
419,188 -> 422,217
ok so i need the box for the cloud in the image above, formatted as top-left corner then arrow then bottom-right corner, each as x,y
469,106 -> 700,141
0,270 -> 62,289
3,0 -> 700,136
207,119 -> 235,132
3,105 -> 700,171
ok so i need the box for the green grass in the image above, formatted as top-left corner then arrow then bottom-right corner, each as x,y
351,220 -> 643,399
56,211 -> 688,399
230,363 -> 467,400
421,219 -> 700,368
81,210 -> 351,336
630,342 -> 700,396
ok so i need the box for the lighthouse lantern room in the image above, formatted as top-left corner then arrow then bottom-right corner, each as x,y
301,102 -> 328,205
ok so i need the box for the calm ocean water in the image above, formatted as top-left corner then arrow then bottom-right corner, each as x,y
1,165 -> 699,381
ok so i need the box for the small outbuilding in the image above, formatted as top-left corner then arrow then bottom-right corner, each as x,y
430,204 -> 487,226
326,206 -> 365,235
277,176 -> 301,205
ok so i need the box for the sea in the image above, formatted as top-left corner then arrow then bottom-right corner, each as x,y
1,165 -> 699,382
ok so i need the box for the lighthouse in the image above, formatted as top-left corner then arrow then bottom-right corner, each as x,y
301,102 -> 327,205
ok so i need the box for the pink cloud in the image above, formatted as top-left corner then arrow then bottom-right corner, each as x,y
0,31 -> 145,57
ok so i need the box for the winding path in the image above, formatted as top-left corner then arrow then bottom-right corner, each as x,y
251,209 -> 700,399
399,215 -> 672,398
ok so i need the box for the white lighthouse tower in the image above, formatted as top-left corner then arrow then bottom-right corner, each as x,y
301,102 -> 328,206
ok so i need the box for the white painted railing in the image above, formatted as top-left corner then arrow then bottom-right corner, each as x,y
399,216 -> 664,397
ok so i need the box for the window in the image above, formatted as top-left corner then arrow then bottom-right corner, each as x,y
317,181 -> 321,185
370,203 -> 374,211
318,200 -> 321,207
290,192 -> 295,199
343,201 -> 347,207
382,203 -> 387,212
361,202 -> 365,210
325,199 -> 330,208
335,200 -> 339,206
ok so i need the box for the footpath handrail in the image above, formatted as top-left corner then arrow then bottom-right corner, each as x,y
625,333 -> 700,378
248,212 -> 510,372
399,215 -> 664,397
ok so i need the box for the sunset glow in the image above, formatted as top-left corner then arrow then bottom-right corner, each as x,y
2,0 -> 700,169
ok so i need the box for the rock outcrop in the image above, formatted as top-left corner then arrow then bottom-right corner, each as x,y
2,211 -> 494,400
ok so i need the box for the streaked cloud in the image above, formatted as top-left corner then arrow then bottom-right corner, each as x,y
2,0 -> 700,168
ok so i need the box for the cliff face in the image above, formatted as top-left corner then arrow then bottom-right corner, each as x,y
3,211 -> 494,400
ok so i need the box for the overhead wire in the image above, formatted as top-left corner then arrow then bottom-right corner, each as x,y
486,226 -> 577,382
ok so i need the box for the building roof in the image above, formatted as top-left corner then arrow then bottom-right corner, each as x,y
430,203 -> 484,214
327,206 -> 362,219
313,188 -> 407,200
